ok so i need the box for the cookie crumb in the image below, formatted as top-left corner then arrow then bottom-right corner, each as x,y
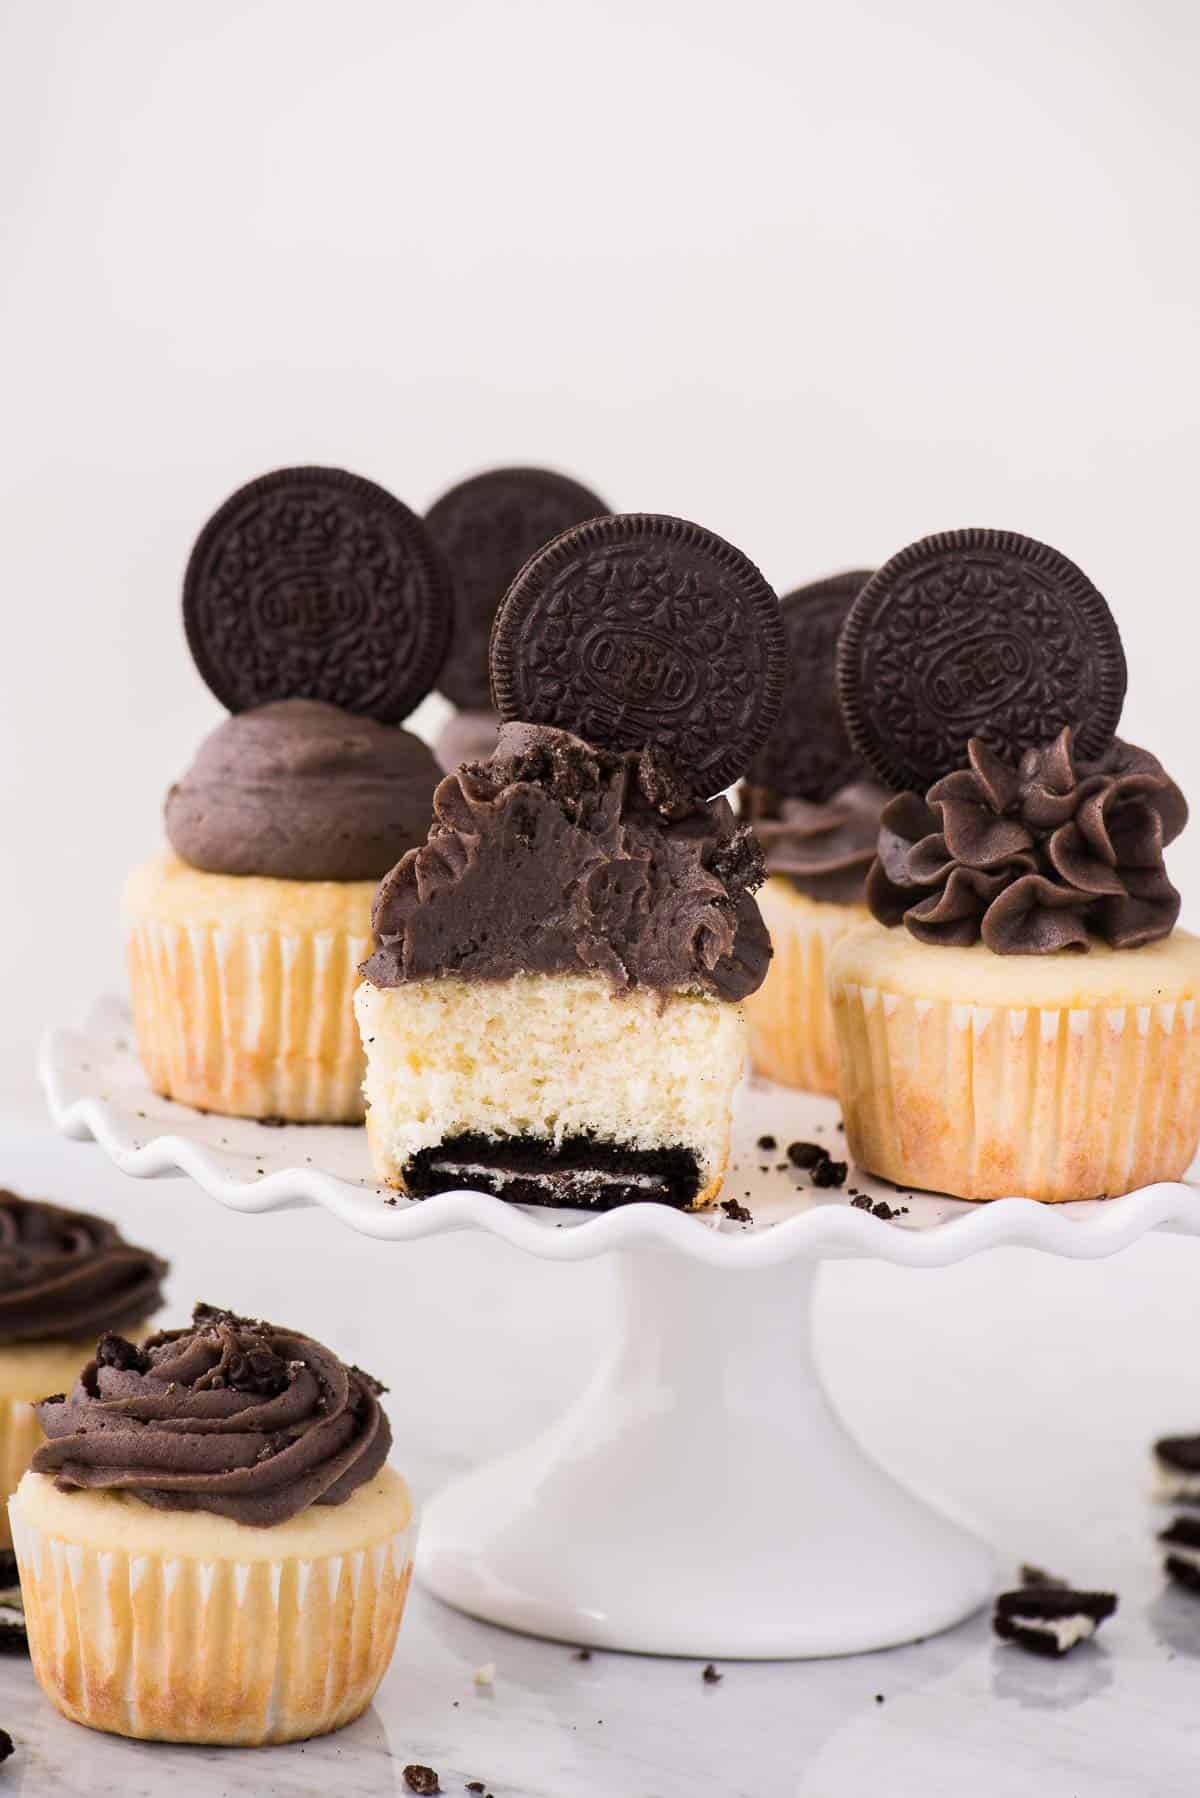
403,1767 -> 442,1795
573,1648 -> 592,1661
756,1134 -> 777,1152
0,1728 -> 12,1763
786,1141 -> 824,1168
702,1662 -> 722,1684
810,1157 -> 848,1189
720,1198 -> 753,1223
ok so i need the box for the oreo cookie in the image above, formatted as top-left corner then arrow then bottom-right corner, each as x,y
427,467 -> 608,711
746,569 -> 873,802
183,467 -> 453,723
490,514 -> 785,796
1153,1432 -> 1200,1503
837,530 -> 1128,793
993,1581 -> 1117,1657
1159,1515 -> 1200,1592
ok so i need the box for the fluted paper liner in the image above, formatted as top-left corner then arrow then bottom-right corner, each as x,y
746,883 -> 868,1095
125,855 -> 374,1122
832,981 -> 1200,1202
9,1474 -> 415,1746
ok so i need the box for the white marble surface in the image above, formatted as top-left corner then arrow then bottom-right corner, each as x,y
1,1120 -> 1199,1792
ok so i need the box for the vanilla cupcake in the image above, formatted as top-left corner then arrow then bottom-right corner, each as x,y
741,570 -> 885,1093
426,465 -> 608,773
356,513 -> 783,1210
0,1192 -> 166,1549
11,1304 -> 413,1746
830,528 -> 1199,1202
125,466 -> 453,1123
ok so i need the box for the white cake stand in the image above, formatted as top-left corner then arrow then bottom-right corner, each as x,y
40,996 -> 1200,1660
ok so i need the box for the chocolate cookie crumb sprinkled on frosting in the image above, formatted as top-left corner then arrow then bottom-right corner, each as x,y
490,514 -> 784,797
838,529 -> 1128,794
183,466 -> 453,723
427,467 -> 608,712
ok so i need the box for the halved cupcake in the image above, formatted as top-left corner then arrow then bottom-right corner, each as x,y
355,513 -> 784,1209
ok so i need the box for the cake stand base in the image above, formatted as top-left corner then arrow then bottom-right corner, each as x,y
417,1244 -> 997,1659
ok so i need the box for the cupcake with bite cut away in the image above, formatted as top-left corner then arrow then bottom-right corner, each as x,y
356,513 -> 784,1210
829,528 -> 1200,1202
124,466 -> 453,1123
11,1303 -> 412,1746
0,1192 -> 166,1549
741,570 -> 888,1094
425,464 -> 608,773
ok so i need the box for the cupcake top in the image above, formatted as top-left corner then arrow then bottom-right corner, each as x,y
837,529 -> 1187,955
363,722 -> 771,1000
363,513 -> 786,1001
168,466 -> 455,882
0,1193 -> 167,1346
166,699 -> 441,881
32,1304 -> 391,1528
742,780 -> 890,907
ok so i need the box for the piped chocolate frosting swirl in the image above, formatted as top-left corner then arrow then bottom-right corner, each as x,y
867,731 -> 1186,954
742,779 -> 889,906
33,1305 -> 391,1527
0,1194 -> 166,1346
362,723 -> 771,1001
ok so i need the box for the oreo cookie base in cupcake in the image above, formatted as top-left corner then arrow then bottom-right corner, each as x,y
10,1305 -> 413,1745
356,513 -> 783,1209
0,1192 -> 166,1550
124,467 -> 452,1123
741,571 -> 887,1094
829,529 -> 1200,1202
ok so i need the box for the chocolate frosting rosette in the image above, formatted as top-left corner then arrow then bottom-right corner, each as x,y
826,528 -> 1200,1203
739,570 -> 887,1094
0,1191 -> 167,1554
11,1303 -> 414,1747
124,466 -> 455,1124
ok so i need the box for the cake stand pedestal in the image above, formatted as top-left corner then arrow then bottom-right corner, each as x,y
40,996 -> 1200,1658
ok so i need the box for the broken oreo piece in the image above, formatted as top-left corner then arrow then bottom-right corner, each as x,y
746,569 -> 873,803
184,467 -> 454,723
426,467 -> 609,711
0,1730 -> 12,1764
720,1198 -> 753,1223
1153,1433 -> 1200,1503
786,1141 -> 825,1169
402,1767 -> 442,1796
405,1132 -> 701,1211
490,513 -> 785,796
1159,1516 -> 1200,1592
810,1157 -> 848,1189
993,1583 -> 1116,1657
837,529 -> 1127,793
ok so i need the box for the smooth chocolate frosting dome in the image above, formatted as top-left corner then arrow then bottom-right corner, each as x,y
867,731 -> 1187,954
0,1193 -> 166,1345
433,707 -> 499,774
165,698 -> 441,882
742,779 -> 888,906
33,1305 -> 391,1528
363,723 -> 771,1001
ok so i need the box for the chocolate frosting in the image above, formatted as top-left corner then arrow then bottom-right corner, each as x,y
33,1305 -> 391,1528
165,698 -> 441,882
362,723 -> 771,1001
0,1193 -> 166,1346
742,779 -> 889,905
433,708 -> 499,774
867,730 -> 1187,953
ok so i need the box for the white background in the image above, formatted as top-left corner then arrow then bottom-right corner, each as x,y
2,7 -> 1200,1786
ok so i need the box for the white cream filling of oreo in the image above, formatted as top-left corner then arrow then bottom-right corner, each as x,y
1162,1539 -> 1200,1571
1009,1611 -> 1096,1652
1153,1462 -> 1200,1503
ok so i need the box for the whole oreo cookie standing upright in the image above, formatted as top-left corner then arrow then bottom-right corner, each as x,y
427,467 -> 609,711
836,528 -> 1128,793
183,466 -> 453,723
490,513 -> 785,796
746,569 -> 874,803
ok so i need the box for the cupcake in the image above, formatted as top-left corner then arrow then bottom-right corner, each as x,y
11,1303 -> 413,1746
356,513 -> 784,1209
829,528 -> 1200,1202
741,570 -> 888,1093
425,465 -> 608,772
124,466 -> 453,1123
0,1193 -> 166,1549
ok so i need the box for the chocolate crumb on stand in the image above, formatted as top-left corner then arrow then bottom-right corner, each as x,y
403,1767 -> 443,1795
